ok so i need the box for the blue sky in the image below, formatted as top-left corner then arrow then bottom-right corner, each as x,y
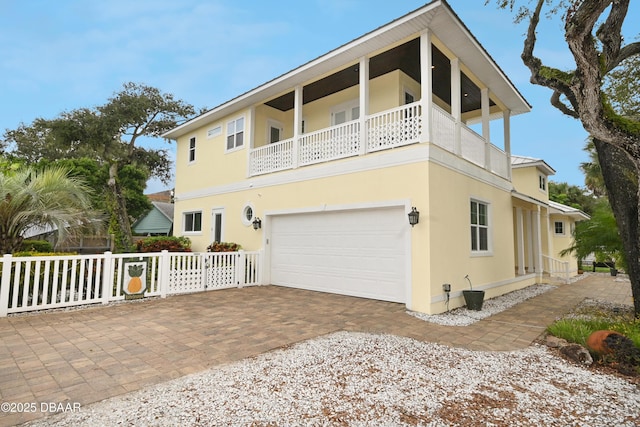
1,0 -> 638,193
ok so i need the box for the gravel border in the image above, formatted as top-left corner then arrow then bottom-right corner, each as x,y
25,331 -> 639,426
408,283 -> 557,326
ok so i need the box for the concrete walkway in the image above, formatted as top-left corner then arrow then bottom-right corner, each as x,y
0,273 -> 633,426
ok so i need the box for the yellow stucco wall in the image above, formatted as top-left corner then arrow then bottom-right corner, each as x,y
425,162 -> 517,313
549,214 -> 579,271
511,167 -> 548,202
174,150 -> 431,309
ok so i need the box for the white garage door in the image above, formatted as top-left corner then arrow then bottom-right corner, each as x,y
269,207 -> 407,303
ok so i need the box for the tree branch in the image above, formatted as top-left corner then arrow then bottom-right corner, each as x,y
550,90 -> 579,119
609,42 -> 640,73
521,0 -> 576,108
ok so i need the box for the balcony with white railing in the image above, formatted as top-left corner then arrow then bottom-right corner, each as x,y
248,102 -> 510,180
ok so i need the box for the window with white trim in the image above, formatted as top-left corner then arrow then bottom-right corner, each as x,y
267,120 -> 283,144
226,117 -> 245,151
331,100 -> 359,126
470,200 -> 489,252
207,126 -> 222,139
241,203 -> 256,226
183,211 -> 202,233
211,209 -> 224,242
539,174 -> 546,191
554,221 -> 565,235
189,137 -> 196,162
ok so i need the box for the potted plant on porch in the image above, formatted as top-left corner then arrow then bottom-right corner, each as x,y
462,275 -> 484,311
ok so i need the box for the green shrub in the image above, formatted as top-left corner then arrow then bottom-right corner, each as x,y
12,251 -> 77,257
547,307 -> 640,349
207,241 -> 242,252
18,239 -> 53,253
135,236 -> 191,253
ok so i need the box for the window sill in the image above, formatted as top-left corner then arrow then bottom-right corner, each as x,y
470,251 -> 493,257
225,146 -> 245,154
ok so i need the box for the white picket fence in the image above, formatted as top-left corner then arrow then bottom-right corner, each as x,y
0,250 -> 262,317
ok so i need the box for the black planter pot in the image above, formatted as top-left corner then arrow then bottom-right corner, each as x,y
610,268 -> 618,277
463,290 -> 485,311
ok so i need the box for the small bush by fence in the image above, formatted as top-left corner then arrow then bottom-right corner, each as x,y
0,250 -> 262,317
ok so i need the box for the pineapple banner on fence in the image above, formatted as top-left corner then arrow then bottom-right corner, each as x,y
123,261 -> 146,298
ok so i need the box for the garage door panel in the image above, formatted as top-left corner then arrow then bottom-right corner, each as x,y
270,207 -> 407,303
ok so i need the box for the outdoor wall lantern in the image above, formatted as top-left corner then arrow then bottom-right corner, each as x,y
408,207 -> 420,227
252,217 -> 262,230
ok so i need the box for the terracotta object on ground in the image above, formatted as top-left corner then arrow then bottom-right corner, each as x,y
585,330 -> 622,355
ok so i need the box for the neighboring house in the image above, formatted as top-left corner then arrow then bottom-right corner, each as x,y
132,201 -> 174,236
163,0 -> 586,314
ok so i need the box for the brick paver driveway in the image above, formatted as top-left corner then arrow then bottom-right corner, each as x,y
0,275 -> 633,426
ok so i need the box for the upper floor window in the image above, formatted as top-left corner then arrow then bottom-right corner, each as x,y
404,89 -> 415,105
331,100 -> 359,126
554,221 -> 565,235
226,117 -> 245,151
539,174 -> 546,191
189,137 -> 196,162
207,126 -> 222,139
184,211 -> 202,233
267,120 -> 283,144
470,200 -> 489,252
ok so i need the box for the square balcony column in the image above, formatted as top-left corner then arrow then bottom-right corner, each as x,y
515,206 -> 526,275
359,56 -> 370,156
451,57 -> 462,155
533,206 -> 543,275
504,109 -> 512,180
419,30 -> 433,144
482,87 -> 491,171
293,85 -> 302,168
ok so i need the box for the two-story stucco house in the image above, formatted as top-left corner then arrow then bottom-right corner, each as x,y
163,0 -> 587,314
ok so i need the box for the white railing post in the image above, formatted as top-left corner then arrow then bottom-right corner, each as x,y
0,254 -> 13,317
160,250 -> 170,298
237,250 -> 246,288
258,249 -> 264,285
201,253 -> 208,290
102,251 -> 113,304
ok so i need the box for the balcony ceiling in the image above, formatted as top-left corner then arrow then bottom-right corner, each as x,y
264,40 -> 494,114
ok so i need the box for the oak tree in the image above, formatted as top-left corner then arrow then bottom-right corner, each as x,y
3,83 -> 195,251
491,0 -> 640,317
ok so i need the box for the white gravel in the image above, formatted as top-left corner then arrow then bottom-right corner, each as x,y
408,284 -> 557,326
24,279 -> 639,426
25,331 -> 639,427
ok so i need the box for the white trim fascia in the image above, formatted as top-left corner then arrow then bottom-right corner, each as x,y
176,143 -> 513,202
427,144 -> 513,193
264,199 -> 410,217
510,191 -> 547,207
548,200 -> 590,220
177,145 -> 430,201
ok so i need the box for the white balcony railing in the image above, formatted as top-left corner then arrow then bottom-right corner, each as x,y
367,103 -> 421,152
249,138 -> 294,175
299,121 -> 361,166
249,102 -> 509,180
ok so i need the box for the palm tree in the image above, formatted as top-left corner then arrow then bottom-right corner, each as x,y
580,139 -> 606,197
0,166 -> 101,254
